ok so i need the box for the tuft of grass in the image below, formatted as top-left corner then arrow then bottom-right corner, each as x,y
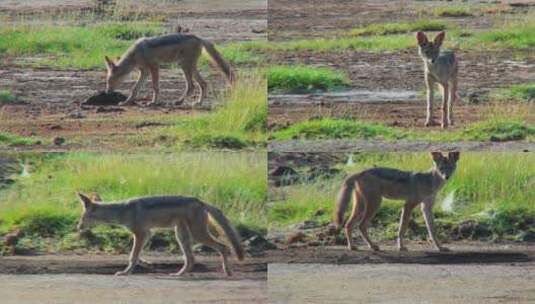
473,22 -> 535,49
459,120 -> 535,142
491,84 -> 535,103
272,118 -> 404,141
156,70 -> 267,149
0,90 -> 16,104
346,20 -> 448,37
0,132 -> 37,146
269,152 -> 535,241
0,152 -> 267,253
433,6 -> 474,17
268,66 -> 350,93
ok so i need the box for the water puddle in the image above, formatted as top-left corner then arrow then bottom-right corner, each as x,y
269,89 -> 420,104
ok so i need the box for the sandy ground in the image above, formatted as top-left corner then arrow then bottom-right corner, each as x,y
268,263 -> 535,304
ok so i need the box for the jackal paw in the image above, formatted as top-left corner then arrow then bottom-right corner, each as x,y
119,99 -> 137,107
424,120 -> 437,127
347,244 -> 357,251
114,270 -> 130,276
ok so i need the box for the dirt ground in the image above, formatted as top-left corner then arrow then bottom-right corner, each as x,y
0,0 -> 267,151
268,0 -> 535,131
0,254 -> 267,303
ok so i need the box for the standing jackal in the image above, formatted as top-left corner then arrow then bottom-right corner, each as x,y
77,193 -> 244,276
417,31 -> 459,128
334,152 -> 460,252
104,33 -> 234,106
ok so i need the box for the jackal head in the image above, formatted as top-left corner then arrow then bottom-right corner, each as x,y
104,56 -> 124,93
431,151 -> 460,180
77,192 -> 99,231
416,31 -> 446,64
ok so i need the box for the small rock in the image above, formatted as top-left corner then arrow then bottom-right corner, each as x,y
286,231 -> 307,245
244,235 -> 277,251
53,137 -> 66,146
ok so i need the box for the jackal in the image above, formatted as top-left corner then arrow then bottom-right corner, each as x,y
334,152 -> 460,252
417,31 -> 459,128
77,193 -> 244,276
104,33 -> 234,106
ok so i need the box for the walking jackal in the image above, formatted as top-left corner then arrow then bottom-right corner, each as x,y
417,31 -> 459,128
334,152 -> 460,252
77,193 -> 244,276
104,33 -> 234,107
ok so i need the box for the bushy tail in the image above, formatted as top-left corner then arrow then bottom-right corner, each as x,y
205,205 -> 244,261
201,39 -> 235,83
334,177 -> 356,230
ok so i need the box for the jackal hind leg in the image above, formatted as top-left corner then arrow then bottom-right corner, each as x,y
190,223 -> 233,276
147,65 -> 162,107
359,197 -> 382,252
344,190 -> 367,251
192,67 -> 208,106
116,231 -> 149,276
424,76 -> 436,127
176,63 -> 195,106
440,83 -> 449,128
172,222 -> 195,276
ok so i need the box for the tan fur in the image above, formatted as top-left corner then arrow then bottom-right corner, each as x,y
417,31 -> 459,128
334,152 -> 460,252
77,193 -> 244,276
104,34 -> 234,107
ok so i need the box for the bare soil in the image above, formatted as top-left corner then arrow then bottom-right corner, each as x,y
268,0 -> 535,134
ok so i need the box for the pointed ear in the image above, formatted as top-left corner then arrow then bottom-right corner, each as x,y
448,151 -> 460,162
104,56 -> 116,70
416,31 -> 429,46
430,151 -> 444,162
91,192 -> 102,202
434,31 -> 446,47
77,192 -> 93,210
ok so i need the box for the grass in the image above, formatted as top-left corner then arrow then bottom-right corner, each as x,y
268,66 -> 350,93
0,132 -> 37,146
269,152 -> 535,240
272,117 -> 535,143
154,70 -> 267,149
491,84 -> 535,103
0,23 -> 262,69
271,118 -> 404,141
0,90 -> 16,104
433,6 -> 474,17
0,152 -> 267,253
345,20 -> 448,37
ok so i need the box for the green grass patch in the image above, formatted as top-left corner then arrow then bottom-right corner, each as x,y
0,152 -> 267,253
271,118 -> 404,141
491,84 -> 535,102
268,66 -> 350,93
433,6 -> 474,17
0,23 -> 262,69
155,70 -> 267,149
269,152 -> 535,241
0,90 -> 16,104
345,20 -> 448,37
0,132 -> 37,146
459,120 -> 535,142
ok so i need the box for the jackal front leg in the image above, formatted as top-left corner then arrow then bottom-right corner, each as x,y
421,199 -> 448,252
121,69 -> 147,106
424,75 -> 436,127
116,231 -> 148,276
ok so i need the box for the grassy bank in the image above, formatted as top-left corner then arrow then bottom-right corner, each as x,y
0,23 -> 261,69
0,152 -> 267,254
0,132 -> 38,146
270,152 -> 535,241
271,116 -> 535,143
153,69 -> 267,149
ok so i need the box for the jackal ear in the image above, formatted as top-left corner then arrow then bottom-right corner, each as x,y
77,192 -> 93,210
91,192 -> 102,202
434,31 -> 446,47
430,151 -> 444,162
104,56 -> 116,70
416,31 -> 428,46
448,151 -> 460,162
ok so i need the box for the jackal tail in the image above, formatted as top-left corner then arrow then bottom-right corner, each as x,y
334,177 -> 364,230
205,205 -> 244,261
201,39 -> 235,83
